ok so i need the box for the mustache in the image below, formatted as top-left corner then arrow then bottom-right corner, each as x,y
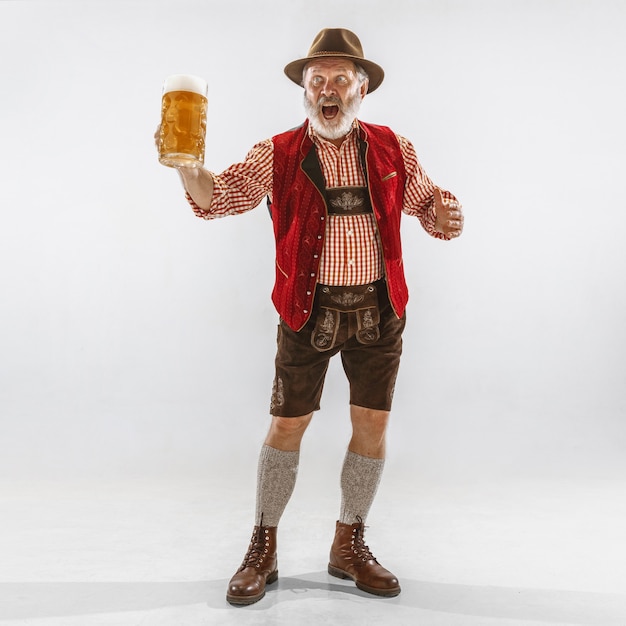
317,96 -> 342,109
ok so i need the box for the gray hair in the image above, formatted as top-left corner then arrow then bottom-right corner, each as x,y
354,64 -> 369,86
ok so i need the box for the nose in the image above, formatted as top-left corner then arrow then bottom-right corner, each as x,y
320,78 -> 336,96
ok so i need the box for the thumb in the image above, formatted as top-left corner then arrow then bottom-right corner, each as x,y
433,187 -> 444,210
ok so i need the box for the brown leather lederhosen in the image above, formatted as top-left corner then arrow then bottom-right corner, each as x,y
311,185 -> 382,352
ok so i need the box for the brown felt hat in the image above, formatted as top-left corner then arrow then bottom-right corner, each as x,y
284,28 -> 384,93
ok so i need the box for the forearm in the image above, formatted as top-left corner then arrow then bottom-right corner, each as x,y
177,166 -> 214,211
178,139 -> 274,219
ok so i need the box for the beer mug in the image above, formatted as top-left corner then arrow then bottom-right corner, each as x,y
158,74 -> 208,168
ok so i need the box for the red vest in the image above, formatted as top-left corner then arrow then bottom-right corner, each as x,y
271,120 -> 408,331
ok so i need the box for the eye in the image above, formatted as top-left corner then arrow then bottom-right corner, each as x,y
311,76 -> 323,86
336,75 -> 348,85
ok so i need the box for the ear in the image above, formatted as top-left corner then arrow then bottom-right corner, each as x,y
360,79 -> 368,99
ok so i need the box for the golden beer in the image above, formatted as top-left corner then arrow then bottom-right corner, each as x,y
158,74 -> 208,168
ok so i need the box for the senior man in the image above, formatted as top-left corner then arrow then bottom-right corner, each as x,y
159,28 -> 463,605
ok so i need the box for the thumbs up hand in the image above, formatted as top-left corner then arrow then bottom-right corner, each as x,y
433,188 -> 464,239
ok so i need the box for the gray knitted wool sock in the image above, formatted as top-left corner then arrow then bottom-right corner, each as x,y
340,450 -> 385,525
255,444 -> 300,527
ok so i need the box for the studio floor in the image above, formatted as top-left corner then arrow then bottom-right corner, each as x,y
1,467 -> 625,626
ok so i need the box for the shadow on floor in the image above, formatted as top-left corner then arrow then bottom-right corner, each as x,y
1,573 -> 625,624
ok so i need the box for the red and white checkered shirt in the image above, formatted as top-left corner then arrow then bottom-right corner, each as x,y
187,120 -> 455,286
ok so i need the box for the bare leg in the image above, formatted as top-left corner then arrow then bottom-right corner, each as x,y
348,405 -> 389,459
329,404 -> 400,597
339,404 -> 390,524
227,412 -> 314,605
264,412 -> 314,451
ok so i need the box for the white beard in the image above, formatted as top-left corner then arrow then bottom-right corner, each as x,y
304,90 -> 362,140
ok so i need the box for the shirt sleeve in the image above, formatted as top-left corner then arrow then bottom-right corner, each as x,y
187,138 -> 274,220
398,134 -> 460,241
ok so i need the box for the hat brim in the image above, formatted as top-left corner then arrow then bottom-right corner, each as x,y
284,55 -> 384,93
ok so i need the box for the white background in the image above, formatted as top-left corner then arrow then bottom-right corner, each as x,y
1,0 -> 625,488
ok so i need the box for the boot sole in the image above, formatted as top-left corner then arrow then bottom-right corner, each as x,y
328,564 -> 401,597
226,570 -> 278,606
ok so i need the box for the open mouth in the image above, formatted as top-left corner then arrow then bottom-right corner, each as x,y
322,105 -> 339,120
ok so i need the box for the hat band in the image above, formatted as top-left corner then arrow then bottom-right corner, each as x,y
310,51 -> 363,58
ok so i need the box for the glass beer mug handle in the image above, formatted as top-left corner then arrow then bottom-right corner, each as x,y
158,74 -> 208,168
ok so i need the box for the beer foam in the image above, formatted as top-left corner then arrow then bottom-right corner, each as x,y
163,74 -> 207,96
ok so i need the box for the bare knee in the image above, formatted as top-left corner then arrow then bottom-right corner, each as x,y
349,405 -> 390,458
265,413 -> 313,451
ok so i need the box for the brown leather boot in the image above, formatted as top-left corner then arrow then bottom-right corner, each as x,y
226,525 -> 278,605
328,517 -> 401,597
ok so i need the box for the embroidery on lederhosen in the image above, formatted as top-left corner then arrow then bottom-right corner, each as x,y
355,303 -> 380,345
311,307 -> 340,351
330,190 -> 364,213
326,186 -> 372,215
330,291 -> 365,307
311,284 -> 381,351
328,288 -> 380,345
270,376 -> 285,411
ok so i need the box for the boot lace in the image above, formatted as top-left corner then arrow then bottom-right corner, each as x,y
351,516 -> 377,562
239,515 -> 271,570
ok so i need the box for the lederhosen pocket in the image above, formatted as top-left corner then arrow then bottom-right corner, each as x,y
311,283 -> 381,351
